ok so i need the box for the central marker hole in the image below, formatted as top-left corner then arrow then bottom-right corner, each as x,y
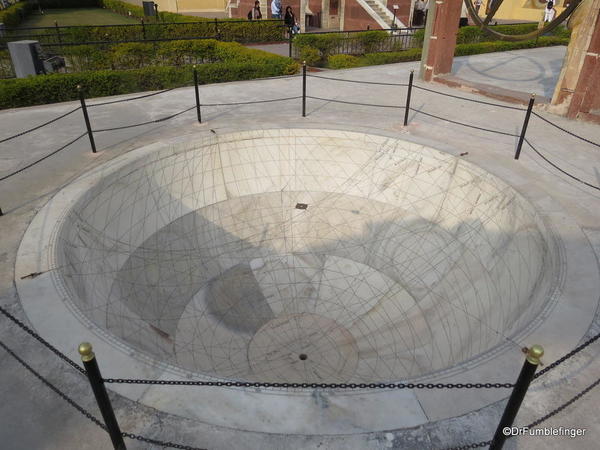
299,353 -> 308,361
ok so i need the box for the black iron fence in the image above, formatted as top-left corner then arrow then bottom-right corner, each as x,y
0,18 -> 288,49
293,28 -> 420,58
1,70 -> 600,449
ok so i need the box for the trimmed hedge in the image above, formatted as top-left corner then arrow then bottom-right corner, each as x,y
326,36 -> 569,69
295,31 -> 393,65
0,39 -> 299,108
0,1 -> 33,28
0,62 -> 296,109
59,39 -> 297,71
412,23 -> 571,46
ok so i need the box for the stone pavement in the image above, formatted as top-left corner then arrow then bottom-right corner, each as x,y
0,47 -> 599,450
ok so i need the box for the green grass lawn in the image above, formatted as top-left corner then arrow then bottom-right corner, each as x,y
19,8 -> 140,28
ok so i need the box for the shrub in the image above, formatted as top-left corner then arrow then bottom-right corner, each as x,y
295,33 -> 343,61
328,54 -> 362,69
0,39 -> 299,109
111,42 -> 155,69
299,47 -> 320,66
63,45 -> 109,71
0,61 -> 297,109
355,31 -> 388,54
0,1 -> 33,28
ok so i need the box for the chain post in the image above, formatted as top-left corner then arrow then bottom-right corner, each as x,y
77,85 -> 96,153
489,345 -> 544,450
302,61 -> 307,117
193,65 -> 201,123
141,18 -> 146,40
514,93 -> 535,160
404,70 -> 414,126
154,2 -> 159,22
288,27 -> 293,58
54,21 -> 62,49
79,343 -> 126,450
214,17 -> 219,39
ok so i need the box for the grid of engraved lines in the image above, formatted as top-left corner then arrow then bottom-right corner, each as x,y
58,129 -> 550,383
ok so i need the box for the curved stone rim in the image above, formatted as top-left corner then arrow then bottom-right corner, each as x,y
14,127 -> 598,435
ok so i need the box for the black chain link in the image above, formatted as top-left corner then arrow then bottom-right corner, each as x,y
307,74 -> 409,87
0,132 -> 87,182
0,338 -> 207,450
103,378 -> 513,389
410,107 -> 518,137
532,111 -> 600,149
525,376 -> 600,429
307,96 -> 403,109
524,139 -> 600,192
0,305 -> 86,374
442,440 -> 492,450
534,331 -> 600,379
93,106 -> 196,132
412,84 -> 525,111
89,88 -> 179,107
0,339 -> 105,429
121,432 -> 207,450
200,96 -> 302,107
0,106 -> 81,144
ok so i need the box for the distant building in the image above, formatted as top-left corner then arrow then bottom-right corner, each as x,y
478,0 -> 567,23
154,0 -> 415,31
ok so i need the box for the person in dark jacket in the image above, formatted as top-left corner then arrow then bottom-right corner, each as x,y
284,6 -> 299,34
249,1 -> 262,20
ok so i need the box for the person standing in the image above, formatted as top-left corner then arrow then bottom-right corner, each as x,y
284,6 -> 300,34
544,1 -> 556,22
413,0 -> 425,27
249,0 -> 262,20
475,0 -> 482,14
271,0 -> 282,19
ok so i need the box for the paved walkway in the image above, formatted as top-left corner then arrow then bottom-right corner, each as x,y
0,47 -> 599,450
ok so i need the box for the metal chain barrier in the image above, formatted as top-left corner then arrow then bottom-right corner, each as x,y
410,108 -> 519,137
532,111 -> 600,148
88,88 -> 179,107
534,331 -> 600,379
0,305 -> 86,373
200,96 -> 302,107
307,73 -> 409,86
93,106 -> 196,132
121,432 -> 207,450
0,106 -> 81,144
0,339 -> 105,429
524,376 -> 600,428
0,132 -> 88,183
412,84 -> 526,111
307,95 -> 404,109
442,440 -> 492,450
103,378 -> 513,389
0,338 -> 207,450
524,138 -> 600,192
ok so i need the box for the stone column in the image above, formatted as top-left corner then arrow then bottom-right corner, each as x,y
322,0 -> 331,29
339,0 -> 346,31
301,0 -> 307,32
551,0 -> 600,123
418,0 -> 463,82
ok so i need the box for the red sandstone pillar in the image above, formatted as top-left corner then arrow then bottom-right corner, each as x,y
567,12 -> 600,121
552,0 -> 600,123
419,0 -> 463,82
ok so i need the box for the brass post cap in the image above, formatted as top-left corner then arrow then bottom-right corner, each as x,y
78,342 -> 95,362
527,344 -> 544,365
76,84 -> 82,90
